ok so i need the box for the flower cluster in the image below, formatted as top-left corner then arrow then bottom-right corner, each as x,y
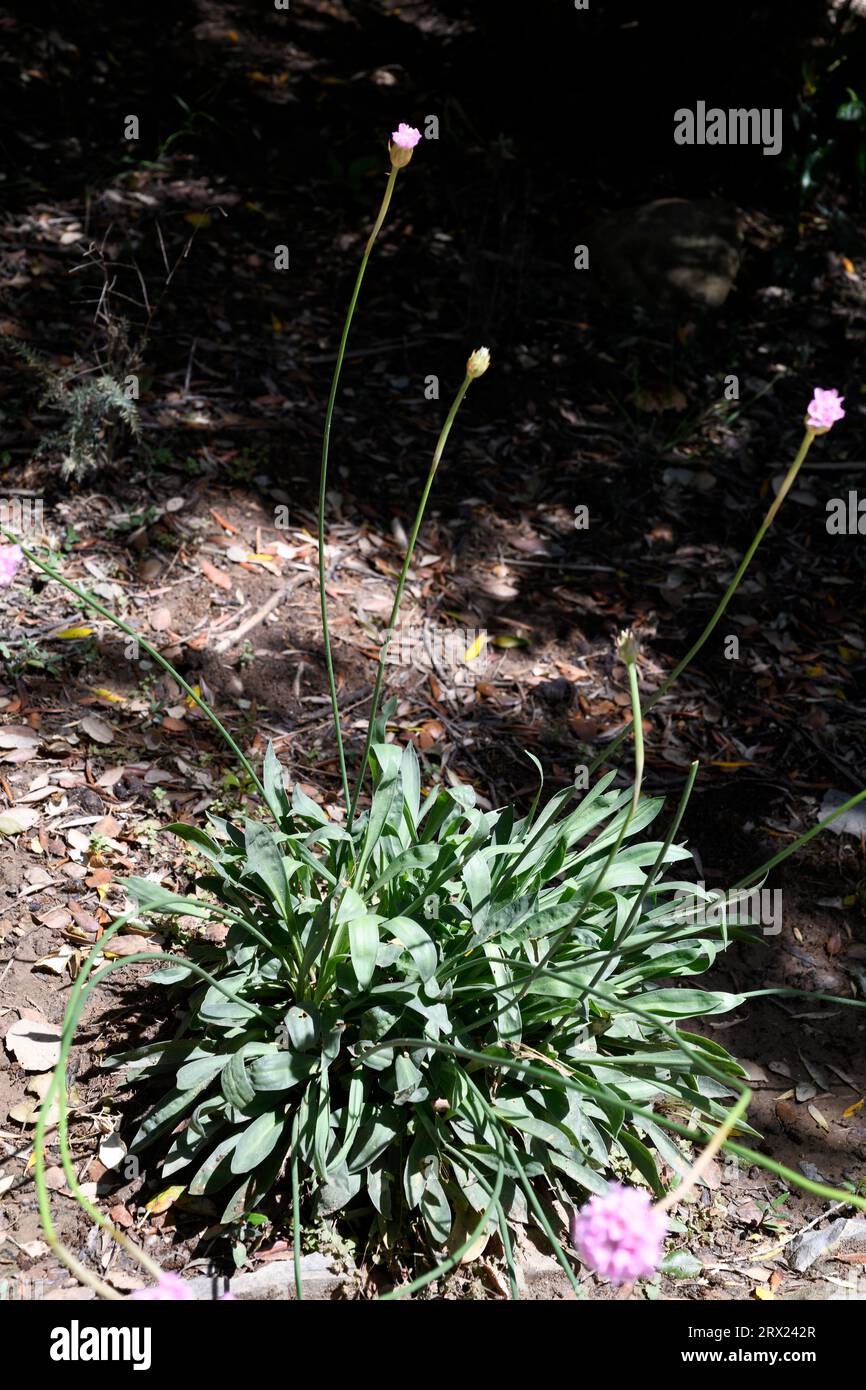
0,543 -> 23,588
389,123 -> 421,169
570,1183 -> 667,1284
806,387 -> 845,434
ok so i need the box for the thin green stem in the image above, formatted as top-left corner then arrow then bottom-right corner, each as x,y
1,529 -> 265,801
354,1032 -> 866,1213
318,165 -> 400,812
347,373 -> 473,834
34,915 -> 141,1298
588,427 -> 817,777
626,660 -> 643,816
467,1078 -> 582,1296
440,1139 -> 519,1298
291,1111 -> 304,1301
733,786 -> 866,892
507,648 -> 646,1015
36,914 -> 275,1292
617,760 -> 698,946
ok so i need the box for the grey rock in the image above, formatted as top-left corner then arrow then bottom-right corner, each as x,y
183,1253 -> 348,1301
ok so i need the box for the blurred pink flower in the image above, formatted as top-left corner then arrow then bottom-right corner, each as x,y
130,1272 -> 195,1301
391,123 -> 421,149
129,1272 -> 236,1300
806,387 -> 845,432
0,544 -> 23,588
570,1183 -> 667,1284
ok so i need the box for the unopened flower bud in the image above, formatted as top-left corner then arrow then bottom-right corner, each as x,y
466,346 -> 491,380
616,628 -> 640,666
389,123 -> 421,169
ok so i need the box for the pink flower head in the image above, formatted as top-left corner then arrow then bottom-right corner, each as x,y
0,544 -> 23,588
806,387 -> 845,433
389,123 -> 422,169
570,1183 -> 667,1284
391,123 -> 421,150
130,1272 -> 195,1301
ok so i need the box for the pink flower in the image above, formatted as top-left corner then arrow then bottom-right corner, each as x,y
806,387 -> 845,433
0,544 -> 23,588
130,1272 -> 195,1301
570,1183 -> 667,1284
389,123 -> 422,169
391,123 -> 421,150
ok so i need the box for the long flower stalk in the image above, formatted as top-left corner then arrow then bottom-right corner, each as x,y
317,128 -> 420,811
588,418 -> 825,778
347,351 -> 489,834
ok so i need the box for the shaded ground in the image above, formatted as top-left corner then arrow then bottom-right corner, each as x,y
1,0 -> 865,1300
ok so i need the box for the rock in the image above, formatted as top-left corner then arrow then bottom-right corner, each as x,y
788,1218 -> 866,1273
798,1162 -> 828,1185
182,1253 -> 348,1301
589,198 -> 742,313
514,1231 -> 575,1297
533,677 -> 575,707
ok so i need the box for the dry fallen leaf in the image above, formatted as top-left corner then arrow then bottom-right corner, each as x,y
145,1184 -> 185,1215
4,1017 -> 62,1070
100,934 -> 163,958
0,807 -> 39,836
80,714 -> 116,745
98,1133 -> 128,1171
631,382 -> 688,413
200,557 -> 232,590
33,943 -> 75,976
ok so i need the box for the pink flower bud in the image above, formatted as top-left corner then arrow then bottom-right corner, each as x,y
389,123 -> 421,169
570,1183 -> 667,1284
806,387 -> 845,434
0,544 -> 23,588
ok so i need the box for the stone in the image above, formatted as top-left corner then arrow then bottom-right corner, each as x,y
183,1253 -> 348,1301
588,199 -> 742,314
